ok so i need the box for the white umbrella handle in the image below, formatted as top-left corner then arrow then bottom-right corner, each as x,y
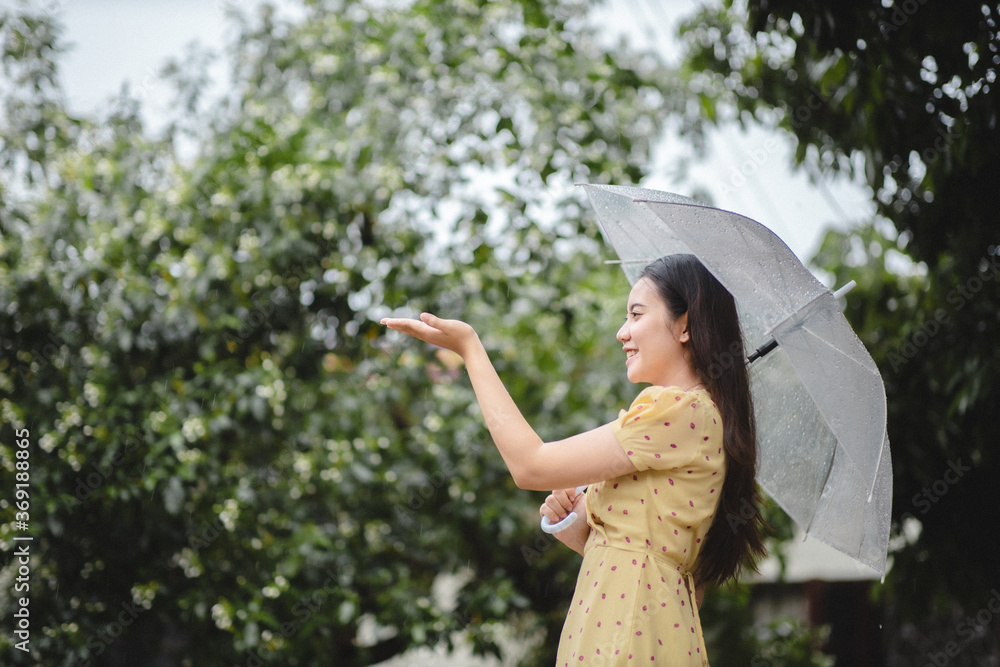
539,486 -> 587,534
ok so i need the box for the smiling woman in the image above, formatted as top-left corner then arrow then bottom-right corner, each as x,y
617,276 -> 699,388
381,253 -> 767,665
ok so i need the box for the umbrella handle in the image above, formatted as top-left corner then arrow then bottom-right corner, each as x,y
539,486 -> 588,534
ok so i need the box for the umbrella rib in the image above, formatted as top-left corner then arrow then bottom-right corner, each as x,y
785,323 -> 886,498
784,324 -> 879,376
866,436 -> 889,504
604,216 -> 672,270
803,447 -> 837,538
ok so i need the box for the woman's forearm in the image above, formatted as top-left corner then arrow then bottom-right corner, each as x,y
463,340 -> 544,487
381,313 -> 631,491
562,525 -> 590,556
381,313 -> 546,484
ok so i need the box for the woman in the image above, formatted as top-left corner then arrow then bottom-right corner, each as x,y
381,254 -> 766,665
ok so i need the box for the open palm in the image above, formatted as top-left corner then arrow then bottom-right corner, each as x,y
380,312 -> 479,359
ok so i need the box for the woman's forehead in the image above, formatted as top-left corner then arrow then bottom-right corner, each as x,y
627,278 -> 659,307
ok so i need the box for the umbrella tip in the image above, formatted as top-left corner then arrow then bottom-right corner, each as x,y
832,280 -> 857,300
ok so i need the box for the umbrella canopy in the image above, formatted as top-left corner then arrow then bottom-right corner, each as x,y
582,183 -> 892,576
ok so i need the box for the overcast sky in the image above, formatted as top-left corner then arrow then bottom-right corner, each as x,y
41,0 -> 874,267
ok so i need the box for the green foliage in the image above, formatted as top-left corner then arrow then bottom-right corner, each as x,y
700,584 -> 832,667
677,0 -> 1000,635
747,618 -> 833,667
0,1 -> 675,664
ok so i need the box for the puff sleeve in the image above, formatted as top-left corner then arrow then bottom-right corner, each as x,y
611,385 -> 719,471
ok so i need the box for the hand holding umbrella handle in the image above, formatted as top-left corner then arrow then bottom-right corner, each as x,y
539,486 -> 588,534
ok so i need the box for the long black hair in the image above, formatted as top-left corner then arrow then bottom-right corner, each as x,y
639,254 -> 767,586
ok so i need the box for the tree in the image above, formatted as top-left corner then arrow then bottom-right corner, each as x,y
0,1 -> 680,664
678,0 -> 999,660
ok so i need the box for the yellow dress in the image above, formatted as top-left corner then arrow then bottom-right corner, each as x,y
555,386 -> 725,666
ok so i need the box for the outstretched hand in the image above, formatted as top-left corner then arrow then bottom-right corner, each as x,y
380,312 -> 481,359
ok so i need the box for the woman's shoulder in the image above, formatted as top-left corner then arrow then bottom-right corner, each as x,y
629,384 -> 715,408
618,385 -> 720,425
613,385 -> 722,471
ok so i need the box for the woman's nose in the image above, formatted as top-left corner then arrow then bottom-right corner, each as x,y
616,322 -> 629,342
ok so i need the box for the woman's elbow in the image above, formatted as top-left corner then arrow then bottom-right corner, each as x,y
506,442 -> 550,490
510,466 -> 547,491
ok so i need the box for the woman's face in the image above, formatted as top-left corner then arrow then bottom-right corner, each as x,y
616,277 -> 692,387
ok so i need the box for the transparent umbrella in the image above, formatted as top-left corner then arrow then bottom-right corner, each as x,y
575,183 -> 892,576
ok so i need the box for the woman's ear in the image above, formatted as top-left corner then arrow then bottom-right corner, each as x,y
675,312 -> 690,344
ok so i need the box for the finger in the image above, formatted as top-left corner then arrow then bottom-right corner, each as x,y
381,317 -> 429,330
539,503 -> 561,522
545,493 -> 573,517
553,488 -> 580,512
541,497 -> 560,520
421,313 -> 465,340
421,312 -> 468,337
381,318 -> 442,341
388,314 -> 448,332
540,499 -> 571,522
550,490 -> 572,513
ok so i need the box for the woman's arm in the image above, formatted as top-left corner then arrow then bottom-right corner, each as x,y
381,313 -> 637,490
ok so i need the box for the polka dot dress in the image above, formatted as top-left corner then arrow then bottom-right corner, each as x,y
555,386 -> 725,666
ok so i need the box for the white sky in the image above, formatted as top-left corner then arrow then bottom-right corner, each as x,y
41,0 -> 874,268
